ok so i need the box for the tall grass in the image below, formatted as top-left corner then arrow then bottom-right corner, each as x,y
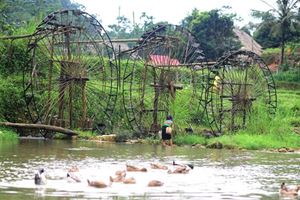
173,89 -> 300,150
215,89 -> 300,149
273,70 -> 300,83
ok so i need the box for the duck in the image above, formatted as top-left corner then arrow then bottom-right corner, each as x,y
110,171 -> 126,182
67,166 -> 81,182
110,175 -> 124,182
115,170 -> 126,176
122,177 -> 136,184
279,182 -> 300,196
34,168 -> 47,185
126,164 -> 147,172
167,165 -> 190,174
68,166 -> 79,172
148,180 -> 164,187
67,172 -> 81,183
173,161 -> 194,170
87,179 -> 110,188
150,163 -> 168,170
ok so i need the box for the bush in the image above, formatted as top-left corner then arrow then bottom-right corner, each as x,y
115,131 -> 133,142
78,130 -> 97,139
0,127 -> 18,141
0,38 -> 29,123
0,39 -> 29,75
0,75 -> 27,122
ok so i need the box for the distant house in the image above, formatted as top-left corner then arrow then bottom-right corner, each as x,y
233,28 -> 262,56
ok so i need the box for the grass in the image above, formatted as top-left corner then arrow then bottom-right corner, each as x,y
273,70 -> 300,82
172,88 -> 300,150
0,127 -> 18,141
53,130 -> 98,140
173,131 -> 300,150
77,130 -> 98,139
207,132 -> 300,150
174,134 -> 207,146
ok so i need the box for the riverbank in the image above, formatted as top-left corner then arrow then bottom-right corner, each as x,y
174,132 -> 300,150
3,87 -> 299,151
71,130 -> 300,151
3,128 -> 300,151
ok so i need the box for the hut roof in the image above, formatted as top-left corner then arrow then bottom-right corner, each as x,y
148,55 -> 180,66
233,28 -> 262,55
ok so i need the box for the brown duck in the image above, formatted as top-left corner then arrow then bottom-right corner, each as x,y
279,182 -> 300,196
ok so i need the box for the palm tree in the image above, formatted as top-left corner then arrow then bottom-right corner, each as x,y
260,0 -> 299,64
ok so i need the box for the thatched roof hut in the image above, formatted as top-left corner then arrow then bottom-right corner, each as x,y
233,28 -> 262,55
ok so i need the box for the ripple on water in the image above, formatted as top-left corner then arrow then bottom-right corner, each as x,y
65,147 -> 100,151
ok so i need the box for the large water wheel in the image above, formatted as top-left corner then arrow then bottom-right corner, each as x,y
205,50 -> 277,133
122,24 -> 206,135
23,10 -> 118,132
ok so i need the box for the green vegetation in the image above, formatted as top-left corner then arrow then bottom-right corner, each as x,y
0,128 -> 18,141
77,130 -> 98,140
0,0 -> 83,35
0,0 -> 299,151
173,89 -> 300,150
181,8 -> 241,61
273,71 -> 300,83
250,0 -> 300,64
174,135 -> 206,146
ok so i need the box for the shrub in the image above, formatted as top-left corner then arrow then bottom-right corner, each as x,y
0,127 -> 18,141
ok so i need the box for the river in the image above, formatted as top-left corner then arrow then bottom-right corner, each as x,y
0,138 -> 299,199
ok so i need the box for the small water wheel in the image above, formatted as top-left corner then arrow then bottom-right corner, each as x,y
23,10 -> 118,131
122,24 -> 206,135
205,50 -> 277,133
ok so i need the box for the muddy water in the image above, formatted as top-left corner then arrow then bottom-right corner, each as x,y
0,138 -> 299,199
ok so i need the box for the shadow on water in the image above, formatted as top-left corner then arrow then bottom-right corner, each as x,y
0,138 -> 300,199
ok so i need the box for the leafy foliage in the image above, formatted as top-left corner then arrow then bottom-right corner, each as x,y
0,127 -> 18,141
0,0 -> 83,34
107,12 -> 158,39
251,0 -> 300,63
181,8 -> 241,61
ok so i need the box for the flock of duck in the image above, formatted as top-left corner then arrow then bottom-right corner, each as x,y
34,162 -> 300,197
34,161 -> 194,189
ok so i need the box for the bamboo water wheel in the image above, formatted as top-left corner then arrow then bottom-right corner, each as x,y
205,50 -> 277,133
23,10 -> 118,132
122,24 -> 207,135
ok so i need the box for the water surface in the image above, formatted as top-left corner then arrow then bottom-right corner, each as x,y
0,139 -> 299,199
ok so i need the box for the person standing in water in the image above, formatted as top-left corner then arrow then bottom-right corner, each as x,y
161,115 -> 173,146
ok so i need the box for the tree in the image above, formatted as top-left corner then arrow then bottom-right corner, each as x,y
108,12 -> 158,39
251,10 -> 281,48
252,0 -> 300,64
0,1 -> 13,34
108,15 -> 132,39
0,0 -> 83,35
182,9 -> 241,61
